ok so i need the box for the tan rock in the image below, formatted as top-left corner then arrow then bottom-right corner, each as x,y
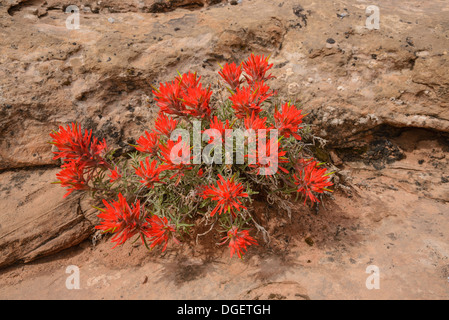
0,168 -> 95,268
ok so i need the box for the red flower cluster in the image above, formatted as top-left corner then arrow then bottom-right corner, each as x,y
95,193 -> 148,248
219,62 -> 243,91
135,158 -> 162,189
242,54 -> 275,85
96,193 -> 178,251
51,54 -> 335,259
274,103 -> 304,140
153,71 -> 212,119
154,112 -> 178,137
207,116 -> 232,144
135,130 -> 160,156
221,226 -> 258,258
294,159 -> 333,203
50,123 -> 109,197
108,166 -> 122,182
145,215 -> 179,252
50,122 -> 108,167
229,81 -> 274,119
158,137 -> 192,184
56,162 -> 90,196
246,136 -> 289,175
201,174 -> 249,217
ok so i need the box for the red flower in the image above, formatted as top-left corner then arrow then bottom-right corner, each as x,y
55,161 -> 90,197
246,136 -> 289,175
154,112 -> 178,137
242,54 -> 275,85
153,71 -> 211,119
293,159 -> 333,204
201,174 -> 249,217
135,158 -> 162,189
207,116 -> 231,144
136,130 -> 160,156
182,85 -> 213,118
50,122 -> 108,169
95,193 -> 149,248
145,215 -> 179,252
229,82 -> 274,119
274,103 -> 304,140
244,112 -> 269,132
158,137 -> 192,184
108,166 -> 122,183
218,62 -> 242,91
153,80 -> 184,116
177,71 -> 201,92
220,226 -> 258,258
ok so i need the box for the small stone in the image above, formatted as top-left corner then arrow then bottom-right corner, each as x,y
304,237 -> 314,246
330,150 -> 343,165
326,38 -> 336,44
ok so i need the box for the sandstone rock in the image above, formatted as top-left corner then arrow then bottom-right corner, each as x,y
240,281 -> 310,300
0,0 -> 448,270
0,168 -> 96,268
0,0 -> 448,170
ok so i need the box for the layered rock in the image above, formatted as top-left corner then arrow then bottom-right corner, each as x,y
1,0 -> 448,170
0,0 -> 448,268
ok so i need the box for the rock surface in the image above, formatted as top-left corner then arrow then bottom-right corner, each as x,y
0,0 -> 448,299
1,0 -> 448,169
0,168 -> 98,268
0,135 -> 448,298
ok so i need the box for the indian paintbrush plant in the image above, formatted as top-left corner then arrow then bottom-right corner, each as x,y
49,54 -> 334,258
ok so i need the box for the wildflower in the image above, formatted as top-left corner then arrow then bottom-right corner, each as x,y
201,174 -> 249,217
55,161 -> 90,197
293,159 -> 333,203
274,103 -> 304,140
176,71 -> 201,92
145,215 -> 179,252
136,130 -> 160,156
158,137 -> 192,184
108,166 -> 122,183
218,62 -> 242,91
220,226 -> 258,258
229,82 -> 274,119
135,158 -> 162,189
95,193 -> 149,248
246,136 -> 289,175
243,112 -> 269,132
207,116 -> 231,144
154,112 -> 178,137
153,80 -> 184,116
182,85 -> 213,118
50,122 -> 108,169
154,71 -> 209,118
242,54 -> 275,85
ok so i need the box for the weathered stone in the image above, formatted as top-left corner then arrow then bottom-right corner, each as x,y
1,0 -> 448,170
0,168 -> 95,268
